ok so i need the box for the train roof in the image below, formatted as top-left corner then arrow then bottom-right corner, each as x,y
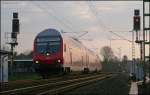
35,28 -> 98,57
36,28 -> 61,38
62,33 -> 97,54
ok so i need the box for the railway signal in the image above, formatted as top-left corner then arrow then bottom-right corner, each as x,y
132,9 -> 142,81
12,12 -> 19,34
133,9 -> 140,30
9,12 -> 20,76
133,9 -> 141,42
12,12 -> 19,40
11,12 -> 19,43
133,16 -> 140,31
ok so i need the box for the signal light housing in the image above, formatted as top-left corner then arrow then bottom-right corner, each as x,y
12,19 -> 19,33
133,16 -> 140,31
134,9 -> 139,16
12,12 -> 19,34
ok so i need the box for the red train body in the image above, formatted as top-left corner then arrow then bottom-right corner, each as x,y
33,28 -> 102,77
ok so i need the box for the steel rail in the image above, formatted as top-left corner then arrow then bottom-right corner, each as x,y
2,72 -> 102,90
37,74 -> 116,95
0,73 -> 108,94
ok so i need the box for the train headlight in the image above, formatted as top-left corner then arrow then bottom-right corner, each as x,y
58,60 -> 61,63
46,53 -> 50,56
35,61 -> 39,64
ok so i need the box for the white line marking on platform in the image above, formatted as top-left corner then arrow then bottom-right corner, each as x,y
129,82 -> 138,95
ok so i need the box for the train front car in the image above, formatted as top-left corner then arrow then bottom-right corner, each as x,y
33,29 -> 63,78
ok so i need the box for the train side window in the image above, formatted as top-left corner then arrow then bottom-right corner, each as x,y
64,44 -> 66,52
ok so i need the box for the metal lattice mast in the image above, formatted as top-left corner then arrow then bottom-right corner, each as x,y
132,30 -> 135,74
143,0 -> 150,90
132,30 -> 135,59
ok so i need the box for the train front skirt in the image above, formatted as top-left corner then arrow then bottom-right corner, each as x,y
34,62 -> 64,77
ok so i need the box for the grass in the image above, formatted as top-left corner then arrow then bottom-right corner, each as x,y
9,72 -> 42,81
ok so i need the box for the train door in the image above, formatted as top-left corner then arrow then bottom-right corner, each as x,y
64,51 -> 72,73
81,56 -> 83,66
86,54 -> 89,67
84,54 -> 89,73
87,55 -> 89,67
70,52 -> 72,65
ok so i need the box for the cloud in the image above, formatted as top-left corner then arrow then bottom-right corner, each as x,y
20,17 -> 30,23
96,6 -> 113,11
69,2 -> 96,21
1,1 -> 143,59
85,26 -> 100,32
1,1 -> 28,9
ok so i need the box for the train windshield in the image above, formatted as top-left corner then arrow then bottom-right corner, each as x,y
35,36 -> 61,54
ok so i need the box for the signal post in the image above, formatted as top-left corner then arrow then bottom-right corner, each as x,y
8,12 -> 20,75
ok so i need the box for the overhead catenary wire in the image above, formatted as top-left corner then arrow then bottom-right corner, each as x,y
87,1 -> 109,32
43,5 -> 89,38
87,2 -> 132,43
4,1 -> 133,43
32,2 -> 77,33
32,2 -> 93,39
44,4 -> 79,33
109,31 -> 132,43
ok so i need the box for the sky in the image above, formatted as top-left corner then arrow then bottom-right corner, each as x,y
1,1 -> 147,60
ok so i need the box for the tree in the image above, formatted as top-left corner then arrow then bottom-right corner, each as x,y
100,46 -> 114,63
122,55 -> 128,63
112,55 -> 120,63
15,50 -> 33,59
122,55 -> 128,72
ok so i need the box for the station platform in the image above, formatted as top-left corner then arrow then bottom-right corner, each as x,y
130,76 -> 150,95
129,82 -> 138,95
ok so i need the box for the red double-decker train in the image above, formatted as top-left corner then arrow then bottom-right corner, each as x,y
33,28 -> 102,78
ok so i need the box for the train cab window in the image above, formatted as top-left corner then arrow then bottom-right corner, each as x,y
35,36 -> 61,54
64,44 -> 66,52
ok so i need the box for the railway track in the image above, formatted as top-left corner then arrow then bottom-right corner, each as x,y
0,73 -> 116,95
36,73 -> 116,95
1,72 -> 102,91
